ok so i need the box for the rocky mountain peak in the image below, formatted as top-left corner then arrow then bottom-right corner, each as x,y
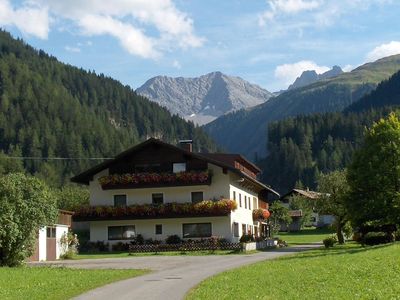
136,72 -> 273,125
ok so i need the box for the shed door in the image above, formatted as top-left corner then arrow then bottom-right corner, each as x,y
46,227 -> 57,261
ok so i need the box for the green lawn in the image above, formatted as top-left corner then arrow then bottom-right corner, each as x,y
76,249 -> 244,259
276,227 -> 334,244
187,242 -> 400,300
0,267 -> 148,300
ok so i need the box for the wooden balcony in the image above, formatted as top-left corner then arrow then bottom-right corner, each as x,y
73,199 -> 236,221
98,171 -> 212,190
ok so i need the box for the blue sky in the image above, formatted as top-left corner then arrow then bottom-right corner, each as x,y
1,0 -> 400,91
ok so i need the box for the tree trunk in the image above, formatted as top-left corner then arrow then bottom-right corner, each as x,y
336,221 -> 345,244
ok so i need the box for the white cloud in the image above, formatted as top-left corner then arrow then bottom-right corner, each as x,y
65,45 -> 81,53
3,0 -> 203,59
0,0 -> 49,39
259,0 -> 321,25
274,60 -> 330,86
342,64 -> 354,72
366,41 -> 400,62
172,60 -> 182,69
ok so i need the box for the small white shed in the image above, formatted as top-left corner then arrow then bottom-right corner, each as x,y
29,210 -> 73,261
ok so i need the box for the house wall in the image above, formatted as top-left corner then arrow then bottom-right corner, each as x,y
86,162 -> 263,242
229,173 -> 260,242
90,216 -> 231,243
89,164 -> 230,206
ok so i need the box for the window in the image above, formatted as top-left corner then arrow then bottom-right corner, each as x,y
253,197 -> 257,209
191,191 -> 203,204
233,222 -> 239,237
155,224 -> 162,235
108,225 -> 136,240
242,224 -> 246,235
244,196 -> 247,209
248,197 -> 251,210
46,227 -> 56,238
233,191 -> 236,201
173,163 -> 186,173
182,223 -> 212,238
152,193 -> 164,205
239,194 -> 242,207
114,194 -> 127,207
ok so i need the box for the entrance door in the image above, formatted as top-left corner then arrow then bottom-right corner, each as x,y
46,227 -> 57,261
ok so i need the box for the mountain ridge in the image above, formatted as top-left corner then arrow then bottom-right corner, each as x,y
288,66 -> 343,90
204,54 -> 400,160
136,71 -> 273,125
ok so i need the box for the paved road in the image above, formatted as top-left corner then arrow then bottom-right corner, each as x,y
36,244 -> 321,300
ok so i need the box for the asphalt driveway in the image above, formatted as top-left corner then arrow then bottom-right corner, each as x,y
36,244 -> 321,300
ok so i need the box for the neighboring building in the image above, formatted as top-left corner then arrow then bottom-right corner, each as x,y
29,210 -> 73,261
71,138 -> 279,245
280,188 -> 334,229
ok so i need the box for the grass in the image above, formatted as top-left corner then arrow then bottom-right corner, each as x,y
0,266 -> 148,300
187,242 -> 400,300
75,249 -> 246,259
276,227 -> 334,245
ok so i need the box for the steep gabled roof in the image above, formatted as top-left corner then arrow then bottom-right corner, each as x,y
280,188 -> 324,200
70,138 -> 279,196
199,153 -> 261,174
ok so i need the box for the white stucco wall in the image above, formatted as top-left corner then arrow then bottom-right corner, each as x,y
89,164 -> 230,206
229,174 -> 260,242
90,216 -> 231,243
38,228 -> 47,261
86,162 -> 263,243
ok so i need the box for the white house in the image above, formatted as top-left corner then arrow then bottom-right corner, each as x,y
71,138 -> 279,245
29,210 -> 73,261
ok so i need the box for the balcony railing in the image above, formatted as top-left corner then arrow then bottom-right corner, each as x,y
73,199 -> 237,221
98,171 -> 211,190
252,208 -> 270,221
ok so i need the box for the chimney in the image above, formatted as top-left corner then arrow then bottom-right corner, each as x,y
179,139 -> 193,152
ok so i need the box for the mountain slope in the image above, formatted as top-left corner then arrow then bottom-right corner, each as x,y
136,71 -> 273,125
259,69 -> 400,193
204,55 -> 400,160
288,66 -> 343,90
0,30 -> 218,186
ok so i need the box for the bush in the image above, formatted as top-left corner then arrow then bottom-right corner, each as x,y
362,232 -> 393,246
395,229 -> 400,241
323,236 -> 337,248
80,241 -> 109,253
166,235 -> 182,244
277,239 -> 288,247
132,234 -> 144,245
239,234 -> 254,243
112,242 -> 130,251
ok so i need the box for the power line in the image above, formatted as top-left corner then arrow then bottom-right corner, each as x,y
1,156 -> 113,161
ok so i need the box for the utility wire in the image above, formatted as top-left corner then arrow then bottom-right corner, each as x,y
1,157 -> 113,160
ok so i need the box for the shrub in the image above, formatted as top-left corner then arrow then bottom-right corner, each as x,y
132,234 -> 144,245
323,236 -> 337,248
112,242 -> 130,251
239,234 -> 254,243
60,232 -> 79,259
166,235 -> 182,244
275,239 -> 287,247
80,241 -> 109,253
394,229 -> 400,241
362,232 -> 393,246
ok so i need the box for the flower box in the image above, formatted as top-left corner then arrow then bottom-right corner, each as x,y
74,199 -> 237,221
98,171 -> 211,190
252,208 -> 270,221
